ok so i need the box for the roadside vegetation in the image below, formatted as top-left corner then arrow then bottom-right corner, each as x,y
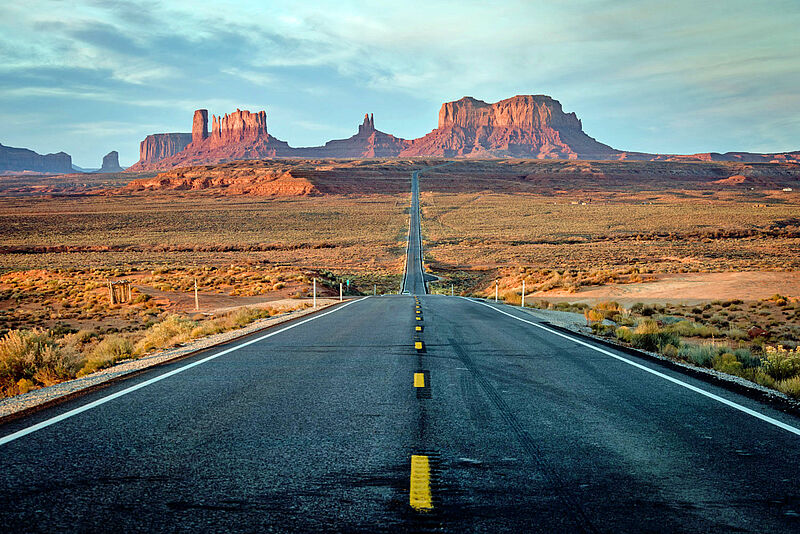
0,304 -> 311,398
524,295 -> 800,399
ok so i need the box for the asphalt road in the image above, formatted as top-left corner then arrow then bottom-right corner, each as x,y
1,170 -> 800,532
401,169 -> 427,295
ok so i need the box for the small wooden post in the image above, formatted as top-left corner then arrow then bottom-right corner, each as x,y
194,278 -> 199,311
107,280 -> 116,304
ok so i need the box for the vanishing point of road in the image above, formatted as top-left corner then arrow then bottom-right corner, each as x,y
1,168 -> 800,532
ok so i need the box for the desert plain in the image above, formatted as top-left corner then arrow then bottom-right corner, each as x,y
0,157 -> 799,397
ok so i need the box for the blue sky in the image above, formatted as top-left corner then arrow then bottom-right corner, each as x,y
1,0 -> 798,166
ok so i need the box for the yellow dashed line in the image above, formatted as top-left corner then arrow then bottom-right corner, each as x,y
410,455 -> 433,511
414,373 -> 425,387
416,317 -> 422,321
415,326 -> 422,331
415,341 -> 423,350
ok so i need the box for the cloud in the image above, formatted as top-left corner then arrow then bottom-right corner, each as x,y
0,0 -> 798,164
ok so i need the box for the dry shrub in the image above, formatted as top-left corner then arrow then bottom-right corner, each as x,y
776,377 -> 800,399
0,329 -> 82,396
78,335 -> 133,377
135,315 -> 196,355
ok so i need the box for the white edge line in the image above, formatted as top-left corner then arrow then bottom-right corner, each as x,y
462,297 -> 800,437
0,297 -> 369,446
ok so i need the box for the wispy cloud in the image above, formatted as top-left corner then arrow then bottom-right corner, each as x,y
0,0 -> 798,164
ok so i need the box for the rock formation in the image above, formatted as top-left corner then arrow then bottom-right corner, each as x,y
399,95 -> 618,158
99,151 -> 124,172
0,143 -> 72,174
294,113 -> 411,158
192,109 -> 209,145
137,109 -> 290,170
209,109 -> 268,146
128,133 -> 192,170
126,96 -> 800,171
125,162 -> 319,196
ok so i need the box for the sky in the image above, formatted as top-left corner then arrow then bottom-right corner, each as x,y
1,0 -> 798,167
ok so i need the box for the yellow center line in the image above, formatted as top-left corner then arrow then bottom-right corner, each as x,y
410,455 -> 433,511
414,372 -> 425,388
415,341 -> 423,350
416,317 -> 422,321
415,326 -> 422,331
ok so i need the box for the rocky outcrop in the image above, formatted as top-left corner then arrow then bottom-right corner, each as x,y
99,151 -> 124,173
209,109 -> 268,146
192,109 -> 209,145
128,133 -> 192,170
124,163 -> 318,196
294,114 -> 411,158
135,109 -> 291,170
0,143 -> 72,174
400,95 -> 618,158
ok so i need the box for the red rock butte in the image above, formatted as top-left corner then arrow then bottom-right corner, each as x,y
126,94 -> 800,171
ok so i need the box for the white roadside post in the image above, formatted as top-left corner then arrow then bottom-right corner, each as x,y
373,284 -> 376,295
521,280 -> 525,308
495,279 -> 498,302
451,284 -> 454,296
339,282 -> 343,302
313,278 -> 317,308
194,278 -> 199,311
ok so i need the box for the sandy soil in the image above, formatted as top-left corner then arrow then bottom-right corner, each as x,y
533,271 -> 799,305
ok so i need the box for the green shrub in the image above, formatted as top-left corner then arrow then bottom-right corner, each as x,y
679,344 -> 716,367
713,352 -> 743,375
761,346 -> 800,381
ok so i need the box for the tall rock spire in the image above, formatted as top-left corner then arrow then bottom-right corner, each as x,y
192,109 -> 209,144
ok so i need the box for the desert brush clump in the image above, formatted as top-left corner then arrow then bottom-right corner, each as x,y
134,315 -> 198,354
628,319 -> 681,352
0,329 -> 82,396
78,335 -> 134,376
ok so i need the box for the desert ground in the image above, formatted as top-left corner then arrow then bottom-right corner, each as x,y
1,158 -> 799,396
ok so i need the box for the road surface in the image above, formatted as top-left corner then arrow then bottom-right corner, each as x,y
401,169 -> 427,295
1,170 -> 800,532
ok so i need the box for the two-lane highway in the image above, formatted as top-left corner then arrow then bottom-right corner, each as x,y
2,168 -> 800,532
401,169 -> 427,295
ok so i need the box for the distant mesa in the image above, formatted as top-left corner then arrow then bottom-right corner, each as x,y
0,142 -> 72,174
127,133 -> 192,171
99,151 -> 124,173
125,94 -> 800,171
399,95 -> 617,159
